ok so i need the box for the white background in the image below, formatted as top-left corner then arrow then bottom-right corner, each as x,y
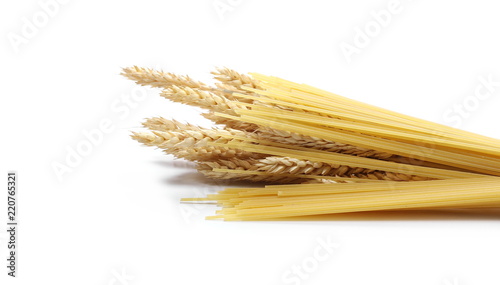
1,0 -> 500,284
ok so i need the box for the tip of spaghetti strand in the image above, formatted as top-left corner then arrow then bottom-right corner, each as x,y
206,215 -> 224,220
180,197 -> 212,202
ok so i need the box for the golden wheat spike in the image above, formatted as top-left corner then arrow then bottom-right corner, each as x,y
211,67 -> 263,91
121,66 -> 209,89
197,156 -> 430,182
130,126 -> 265,161
160,85 -> 240,115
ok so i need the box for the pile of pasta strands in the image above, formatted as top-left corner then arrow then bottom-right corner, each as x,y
123,66 -> 500,221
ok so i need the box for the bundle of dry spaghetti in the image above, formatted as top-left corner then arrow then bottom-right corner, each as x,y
123,66 -> 500,220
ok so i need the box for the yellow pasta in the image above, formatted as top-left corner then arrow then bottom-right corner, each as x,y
184,72 -> 500,220
183,177 -> 500,221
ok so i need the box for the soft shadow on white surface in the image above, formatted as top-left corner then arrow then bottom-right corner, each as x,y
153,159 -> 197,170
163,171 -> 271,188
154,159 -> 269,188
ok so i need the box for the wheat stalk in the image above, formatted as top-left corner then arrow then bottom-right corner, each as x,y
134,125 -> 257,147
160,85 -> 241,115
212,67 -> 263,92
121,66 -> 209,89
196,158 -> 310,183
148,83 -> 259,131
255,156 -> 430,181
139,117 -> 397,163
130,125 -> 265,161
122,66 -> 246,104
210,68 -> 300,114
131,130 -> 260,161
197,156 -> 430,182
156,85 -> 259,131
142,116 -> 258,138
141,117 -> 200,132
